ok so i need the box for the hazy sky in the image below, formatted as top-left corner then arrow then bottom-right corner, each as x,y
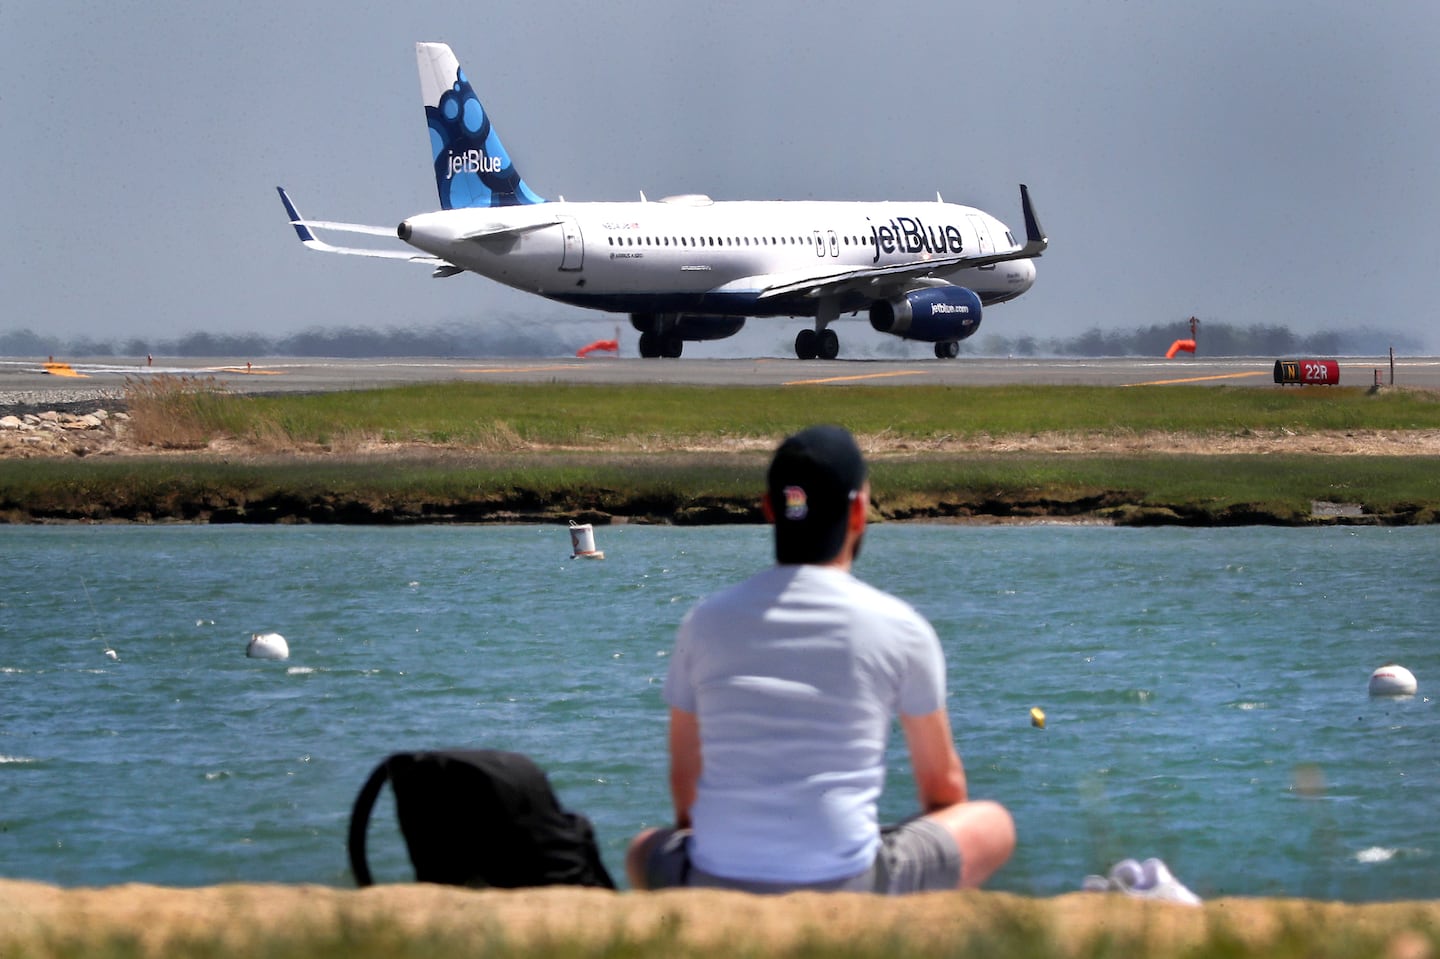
4,1 -> 1437,355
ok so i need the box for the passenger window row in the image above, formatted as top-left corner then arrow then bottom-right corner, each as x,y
605,234 -> 876,248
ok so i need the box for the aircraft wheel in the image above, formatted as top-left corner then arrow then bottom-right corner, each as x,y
818,329 -> 840,360
795,328 -> 818,360
638,331 -> 660,358
660,331 -> 684,358
934,341 -> 960,359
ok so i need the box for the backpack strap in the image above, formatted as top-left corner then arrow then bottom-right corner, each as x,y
347,755 -> 393,887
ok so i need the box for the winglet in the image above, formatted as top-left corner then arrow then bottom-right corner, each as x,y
275,186 -> 446,264
1018,184 -> 1047,258
277,186 -> 316,243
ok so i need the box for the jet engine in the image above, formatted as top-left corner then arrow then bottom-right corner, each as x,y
869,287 -> 983,343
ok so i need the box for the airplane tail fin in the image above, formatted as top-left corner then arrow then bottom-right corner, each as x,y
417,42 -> 546,210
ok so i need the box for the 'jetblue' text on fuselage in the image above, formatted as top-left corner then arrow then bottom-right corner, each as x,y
869,217 -> 965,263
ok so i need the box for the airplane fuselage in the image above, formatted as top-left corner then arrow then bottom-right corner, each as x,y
397,197 -> 1037,319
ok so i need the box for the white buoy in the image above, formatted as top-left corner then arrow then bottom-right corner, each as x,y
247,632 -> 290,661
569,521 -> 605,560
1368,663 -> 1417,697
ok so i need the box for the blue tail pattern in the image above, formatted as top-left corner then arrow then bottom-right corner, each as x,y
424,51 -> 544,210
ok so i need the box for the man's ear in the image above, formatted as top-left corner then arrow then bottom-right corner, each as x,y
761,491 -> 775,524
849,483 -> 870,532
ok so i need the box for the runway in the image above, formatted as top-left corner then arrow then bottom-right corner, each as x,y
2,354 -> 1437,405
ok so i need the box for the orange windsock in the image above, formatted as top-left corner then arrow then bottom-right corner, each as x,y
1165,339 -> 1196,359
576,339 -> 620,357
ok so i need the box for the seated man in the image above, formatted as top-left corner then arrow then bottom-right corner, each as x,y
627,425 -> 1014,893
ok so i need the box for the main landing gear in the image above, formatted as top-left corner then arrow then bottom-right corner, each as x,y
794,297 -> 842,360
637,330 -> 683,358
794,328 -> 839,360
935,341 -> 960,359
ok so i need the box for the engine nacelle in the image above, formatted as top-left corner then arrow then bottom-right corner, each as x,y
629,313 -> 746,341
869,287 -> 983,343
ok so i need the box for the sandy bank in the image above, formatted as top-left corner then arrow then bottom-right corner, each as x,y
2,880 -> 1436,958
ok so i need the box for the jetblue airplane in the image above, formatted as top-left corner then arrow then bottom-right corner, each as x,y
279,42 -> 1046,360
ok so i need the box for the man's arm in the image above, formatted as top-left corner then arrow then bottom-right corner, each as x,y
668,705 -> 701,829
900,707 -> 968,811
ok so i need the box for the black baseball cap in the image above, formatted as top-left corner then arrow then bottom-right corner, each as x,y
767,425 -> 868,564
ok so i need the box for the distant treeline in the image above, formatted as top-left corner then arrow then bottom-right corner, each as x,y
0,322 -> 586,360
0,320 -> 1424,359
969,322 -> 1423,358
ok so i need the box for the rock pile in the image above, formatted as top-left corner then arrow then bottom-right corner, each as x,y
0,409 -> 128,457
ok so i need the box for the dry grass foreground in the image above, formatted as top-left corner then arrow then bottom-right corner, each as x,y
2,880 -> 1437,959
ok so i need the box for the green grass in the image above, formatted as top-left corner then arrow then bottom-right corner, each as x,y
133,381 -> 1440,448
4,381 -> 1438,525
873,454 -> 1440,522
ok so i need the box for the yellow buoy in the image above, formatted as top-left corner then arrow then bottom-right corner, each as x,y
1030,707 -> 1046,729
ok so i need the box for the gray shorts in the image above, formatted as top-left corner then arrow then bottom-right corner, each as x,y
642,817 -> 961,894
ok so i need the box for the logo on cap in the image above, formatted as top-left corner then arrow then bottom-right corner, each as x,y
783,485 -> 808,521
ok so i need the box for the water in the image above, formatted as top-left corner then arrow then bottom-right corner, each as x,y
1,524 -> 1435,900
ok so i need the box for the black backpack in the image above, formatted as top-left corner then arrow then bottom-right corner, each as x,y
347,749 -> 615,889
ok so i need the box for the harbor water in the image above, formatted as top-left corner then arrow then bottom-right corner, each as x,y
1,524 -> 1435,900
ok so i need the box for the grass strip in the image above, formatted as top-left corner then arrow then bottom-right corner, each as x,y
6,379 -> 1437,524
120,380 -> 1440,450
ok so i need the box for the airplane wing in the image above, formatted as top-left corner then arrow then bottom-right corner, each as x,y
757,184 -> 1047,301
277,187 -> 447,265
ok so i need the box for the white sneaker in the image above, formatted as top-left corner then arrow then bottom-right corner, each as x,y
1084,857 -> 1202,905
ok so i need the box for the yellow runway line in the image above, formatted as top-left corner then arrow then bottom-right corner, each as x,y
1124,371 -> 1268,387
783,370 -> 927,386
41,362 -> 87,378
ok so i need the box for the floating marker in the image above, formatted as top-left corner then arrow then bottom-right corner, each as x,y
1030,707 -> 1046,729
1368,663 -> 1417,697
569,521 -> 605,560
247,632 -> 290,661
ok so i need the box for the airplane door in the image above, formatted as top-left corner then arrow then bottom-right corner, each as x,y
827,230 -> 839,257
966,213 -> 996,270
560,217 -> 584,271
